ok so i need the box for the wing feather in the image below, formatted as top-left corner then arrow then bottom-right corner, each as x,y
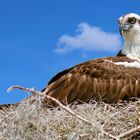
42,56 -> 140,105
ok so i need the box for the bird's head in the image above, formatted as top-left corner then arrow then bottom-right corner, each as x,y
118,13 -> 140,39
118,13 -> 140,59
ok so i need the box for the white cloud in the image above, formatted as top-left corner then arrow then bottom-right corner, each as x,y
55,23 -> 122,54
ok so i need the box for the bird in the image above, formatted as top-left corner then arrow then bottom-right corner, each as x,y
42,13 -> 140,105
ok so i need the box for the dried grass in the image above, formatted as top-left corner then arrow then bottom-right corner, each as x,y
0,86 -> 140,140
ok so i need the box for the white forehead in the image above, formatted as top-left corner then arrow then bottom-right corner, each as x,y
119,13 -> 140,21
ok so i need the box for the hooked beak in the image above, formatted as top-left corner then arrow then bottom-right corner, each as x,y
119,24 -> 133,36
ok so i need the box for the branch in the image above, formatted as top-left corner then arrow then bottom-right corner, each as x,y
117,125 -> 140,139
7,85 -> 91,126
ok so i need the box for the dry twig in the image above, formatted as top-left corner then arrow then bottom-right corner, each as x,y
8,85 -> 91,125
117,125 -> 140,139
0,112 -> 13,124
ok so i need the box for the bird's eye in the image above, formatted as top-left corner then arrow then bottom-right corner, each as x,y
128,17 -> 137,24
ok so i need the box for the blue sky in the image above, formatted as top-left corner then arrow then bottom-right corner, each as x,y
0,0 -> 140,104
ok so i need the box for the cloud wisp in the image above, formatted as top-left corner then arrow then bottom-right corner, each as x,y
55,23 -> 122,54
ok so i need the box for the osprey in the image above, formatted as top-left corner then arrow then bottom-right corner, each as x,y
42,13 -> 140,105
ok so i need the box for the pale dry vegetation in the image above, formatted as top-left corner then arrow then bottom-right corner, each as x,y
0,86 -> 140,140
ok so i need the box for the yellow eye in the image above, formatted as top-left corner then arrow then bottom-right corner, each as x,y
128,17 -> 137,24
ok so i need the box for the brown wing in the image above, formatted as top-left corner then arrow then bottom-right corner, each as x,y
42,56 -> 140,105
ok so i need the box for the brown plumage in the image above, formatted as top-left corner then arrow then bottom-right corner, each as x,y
42,56 -> 140,105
